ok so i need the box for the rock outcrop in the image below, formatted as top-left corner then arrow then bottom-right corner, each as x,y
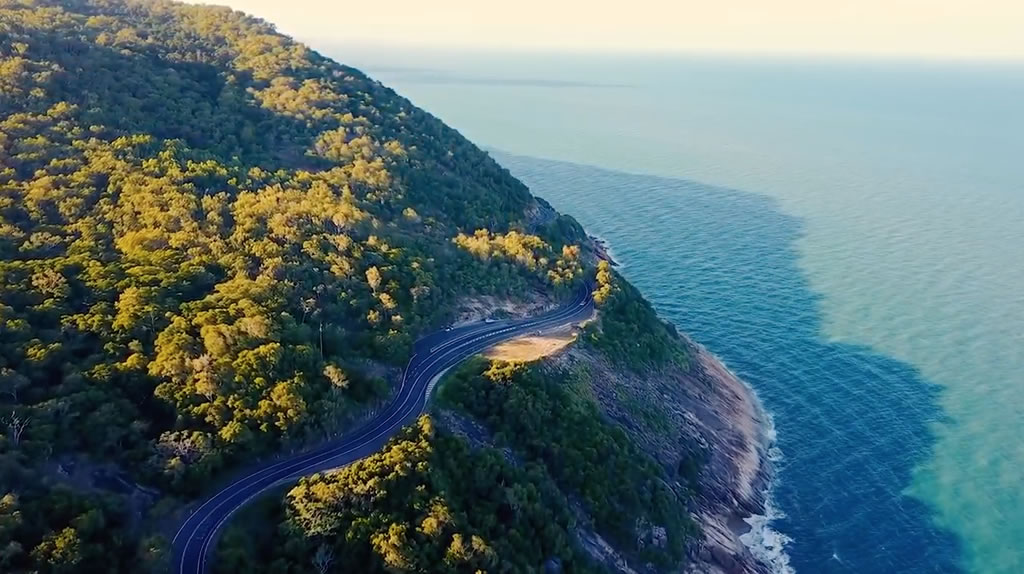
547,339 -> 772,574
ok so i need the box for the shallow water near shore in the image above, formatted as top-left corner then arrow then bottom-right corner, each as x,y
332,49 -> 1024,573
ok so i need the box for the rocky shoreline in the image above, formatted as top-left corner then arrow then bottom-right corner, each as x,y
684,342 -> 775,574
585,232 -> 778,573
549,337 -> 777,574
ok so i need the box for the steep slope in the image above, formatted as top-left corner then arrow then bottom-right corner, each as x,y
0,0 -> 586,571
0,1 -> 770,573
225,262 -> 772,574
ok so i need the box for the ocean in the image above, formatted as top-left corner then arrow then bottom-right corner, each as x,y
326,47 -> 1024,573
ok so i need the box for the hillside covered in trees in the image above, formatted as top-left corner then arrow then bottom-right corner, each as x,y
0,0 -> 764,573
216,415 -> 602,574
0,0 -> 603,570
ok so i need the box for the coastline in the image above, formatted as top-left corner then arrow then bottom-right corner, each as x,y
687,341 -> 790,574
585,231 -> 786,573
589,234 -> 623,268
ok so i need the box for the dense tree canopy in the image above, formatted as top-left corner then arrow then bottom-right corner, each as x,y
0,0 -> 588,571
440,359 -> 697,568
216,416 -> 600,574
585,263 -> 688,370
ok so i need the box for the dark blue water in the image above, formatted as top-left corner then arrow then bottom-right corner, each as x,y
331,51 -> 1024,573
493,154 -> 962,573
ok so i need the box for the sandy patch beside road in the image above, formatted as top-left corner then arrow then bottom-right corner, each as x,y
484,312 -> 594,362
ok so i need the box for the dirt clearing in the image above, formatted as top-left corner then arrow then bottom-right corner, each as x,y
484,312 -> 594,362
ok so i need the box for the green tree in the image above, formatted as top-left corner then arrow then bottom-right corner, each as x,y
0,0 -> 606,569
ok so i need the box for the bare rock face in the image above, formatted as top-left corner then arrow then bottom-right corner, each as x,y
683,344 -> 773,574
635,518 -> 669,550
711,546 -> 740,572
525,197 -> 559,228
441,291 -> 775,574
454,291 -> 555,325
552,336 -> 774,574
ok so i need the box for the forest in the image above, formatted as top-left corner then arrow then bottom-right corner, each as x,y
214,416 -> 604,574
438,356 -> 697,569
584,260 -> 689,370
0,0 -> 593,571
212,253 -> 701,573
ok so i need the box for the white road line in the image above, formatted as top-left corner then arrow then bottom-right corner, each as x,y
187,318 -> 535,571
177,292 -> 593,573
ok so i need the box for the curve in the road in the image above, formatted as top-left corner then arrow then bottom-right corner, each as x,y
172,286 -> 594,574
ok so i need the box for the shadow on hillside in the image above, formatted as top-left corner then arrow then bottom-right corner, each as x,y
22,34 -> 319,171
492,151 -> 963,574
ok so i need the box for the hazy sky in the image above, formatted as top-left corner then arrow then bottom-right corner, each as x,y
200,0 -> 1024,60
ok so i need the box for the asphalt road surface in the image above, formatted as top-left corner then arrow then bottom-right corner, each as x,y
172,285 -> 594,574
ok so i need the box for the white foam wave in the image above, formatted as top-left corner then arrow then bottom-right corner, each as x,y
741,493 -> 795,574
740,411 -> 795,574
590,234 -> 625,269
584,236 -> 794,572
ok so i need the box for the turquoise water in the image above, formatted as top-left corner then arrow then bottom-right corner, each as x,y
329,48 -> 1024,573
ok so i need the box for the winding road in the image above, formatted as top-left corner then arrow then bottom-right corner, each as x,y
171,286 -> 594,574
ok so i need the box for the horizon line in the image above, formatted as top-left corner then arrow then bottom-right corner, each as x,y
301,38 -> 1024,65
